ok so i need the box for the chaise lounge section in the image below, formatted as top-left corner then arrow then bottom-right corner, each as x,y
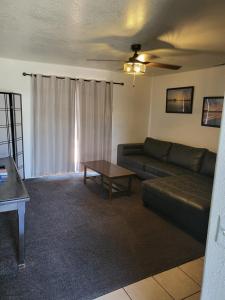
117,138 -> 216,241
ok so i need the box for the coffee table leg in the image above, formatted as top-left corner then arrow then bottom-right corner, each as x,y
84,166 -> 87,184
128,176 -> 132,196
109,179 -> 112,200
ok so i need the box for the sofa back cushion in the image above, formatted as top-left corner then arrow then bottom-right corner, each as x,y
168,143 -> 206,172
144,138 -> 172,161
200,150 -> 216,177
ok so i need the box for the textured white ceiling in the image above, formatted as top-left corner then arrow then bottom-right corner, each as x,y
0,0 -> 225,75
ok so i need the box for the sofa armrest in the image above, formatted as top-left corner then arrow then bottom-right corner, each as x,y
117,143 -> 144,163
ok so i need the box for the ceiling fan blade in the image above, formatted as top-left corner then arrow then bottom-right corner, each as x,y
137,53 -> 159,61
147,62 -> 181,70
141,61 -> 150,65
214,62 -> 225,67
87,59 -> 124,62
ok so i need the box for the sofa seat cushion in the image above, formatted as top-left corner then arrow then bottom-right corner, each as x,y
168,143 -> 206,172
144,158 -> 192,177
143,174 -> 213,211
120,155 -> 153,171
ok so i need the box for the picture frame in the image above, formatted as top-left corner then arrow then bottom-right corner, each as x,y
201,96 -> 224,128
166,86 -> 194,114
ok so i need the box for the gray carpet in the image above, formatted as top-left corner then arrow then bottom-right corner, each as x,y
0,175 -> 204,300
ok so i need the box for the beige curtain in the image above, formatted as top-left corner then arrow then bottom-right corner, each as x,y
32,75 -> 75,176
75,80 -> 113,170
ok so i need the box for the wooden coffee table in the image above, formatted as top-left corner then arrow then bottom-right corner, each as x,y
83,160 -> 135,200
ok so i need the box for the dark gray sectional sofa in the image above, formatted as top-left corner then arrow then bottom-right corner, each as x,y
117,138 -> 216,241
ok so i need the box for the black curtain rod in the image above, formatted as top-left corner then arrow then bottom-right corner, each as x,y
22,72 -> 124,86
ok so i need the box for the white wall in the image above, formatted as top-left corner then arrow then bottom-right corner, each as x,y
0,57 -> 151,178
200,91 -> 225,300
148,66 -> 225,152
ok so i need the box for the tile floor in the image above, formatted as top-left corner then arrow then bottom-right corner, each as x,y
94,257 -> 204,300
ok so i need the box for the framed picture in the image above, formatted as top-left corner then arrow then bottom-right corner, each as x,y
166,86 -> 194,113
201,96 -> 224,128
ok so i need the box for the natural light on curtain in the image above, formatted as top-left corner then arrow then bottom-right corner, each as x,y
31,75 -> 113,177
75,80 -> 113,172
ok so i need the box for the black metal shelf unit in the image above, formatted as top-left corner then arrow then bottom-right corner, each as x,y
0,92 -> 25,179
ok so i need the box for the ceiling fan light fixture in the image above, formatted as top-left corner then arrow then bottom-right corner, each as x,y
124,62 -> 146,75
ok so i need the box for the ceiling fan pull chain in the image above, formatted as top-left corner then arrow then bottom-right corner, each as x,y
132,73 -> 136,87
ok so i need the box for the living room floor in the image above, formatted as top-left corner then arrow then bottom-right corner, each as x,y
0,174 -> 205,300
95,257 -> 204,300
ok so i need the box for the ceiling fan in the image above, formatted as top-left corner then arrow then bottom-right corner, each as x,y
87,44 -> 182,75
